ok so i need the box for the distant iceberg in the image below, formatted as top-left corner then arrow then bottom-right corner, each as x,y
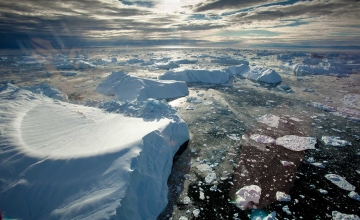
95,71 -> 189,102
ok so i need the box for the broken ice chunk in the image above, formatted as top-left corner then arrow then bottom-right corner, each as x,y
276,135 -> 317,151
332,211 -> 360,220
276,191 -> 291,202
311,163 -> 325,168
257,114 -> 280,128
282,205 -> 292,215
321,136 -> 351,147
250,134 -> 275,144
348,191 -> 360,201
183,196 -> 191,204
235,185 -> 261,210
308,101 -> 336,112
186,105 -> 195,110
319,189 -> 328,194
280,161 -> 293,166
325,174 -> 356,191
199,191 -> 205,200
193,209 -> 200,218
227,134 -> 241,141
205,173 -> 217,184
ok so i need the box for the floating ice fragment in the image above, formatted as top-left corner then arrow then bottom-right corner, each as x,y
250,134 -> 275,144
280,161 -> 293,166
307,157 -> 315,163
199,191 -> 205,200
349,191 -> 360,201
311,163 -> 325,168
282,205 -> 292,215
183,196 -> 191,204
319,189 -> 328,194
264,211 -> 278,220
276,135 -> 317,151
321,136 -> 351,147
325,174 -> 356,191
179,216 -> 188,220
257,114 -> 280,128
205,173 -> 217,184
193,209 -> 200,218
227,134 -> 241,141
289,117 -> 303,122
235,185 -> 261,209
159,69 -> 230,84
276,191 -> 291,202
332,211 -> 360,220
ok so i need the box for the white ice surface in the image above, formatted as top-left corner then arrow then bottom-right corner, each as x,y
250,134 -> 275,144
0,84 -> 189,219
276,135 -> 317,151
241,67 -> 282,84
332,211 -> 360,220
95,71 -> 189,102
257,114 -> 280,128
276,192 -> 291,202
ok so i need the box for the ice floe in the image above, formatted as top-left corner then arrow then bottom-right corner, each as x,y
0,84 -> 189,219
257,114 -> 280,128
276,191 -> 291,202
250,134 -> 275,144
95,71 -> 189,101
349,191 -> 360,202
276,135 -> 317,151
159,69 -> 230,84
321,136 -> 352,147
325,174 -> 356,191
235,185 -> 261,209
332,211 -> 360,220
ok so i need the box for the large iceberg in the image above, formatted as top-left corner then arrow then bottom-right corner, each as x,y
0,84 -> 189,219
291,63 -> 348,76
95,71 -> 189,102
159,69 -> 230,84
241,67 -> 282,84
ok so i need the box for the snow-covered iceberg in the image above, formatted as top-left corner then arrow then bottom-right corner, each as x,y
291,63 -> 348,76
95,71 -> 189,102
241,67 -> 282,84
0,84 -> 189,219
159,69 -> 230,84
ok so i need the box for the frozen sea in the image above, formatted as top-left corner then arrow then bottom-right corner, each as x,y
0,48 -> 360,219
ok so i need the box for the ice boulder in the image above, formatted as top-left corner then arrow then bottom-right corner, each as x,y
0,84 -> 189,220
95,71 -> 189,102
159,69 -> 230,84
276,135 -> 317,151
241,67 -> 282,84
235,185 -> 261,209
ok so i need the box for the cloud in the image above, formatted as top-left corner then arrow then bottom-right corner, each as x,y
193,0 -> 284,12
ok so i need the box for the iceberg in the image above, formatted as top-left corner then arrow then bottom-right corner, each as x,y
0,84 -> 189,219
276,135 -> 317,151
241,67 -> 282,84
95,71 -> 189,102
159,69 -> 230,84
235,185 -> 261,209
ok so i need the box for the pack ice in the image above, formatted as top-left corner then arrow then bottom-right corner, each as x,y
95,71 -> 189,101
0,84 -> 189,219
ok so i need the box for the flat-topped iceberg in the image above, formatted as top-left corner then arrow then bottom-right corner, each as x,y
159,69 -> 230,84
0,84 -> 189,219
291,63 -> 348,76
95,71 -> 189,102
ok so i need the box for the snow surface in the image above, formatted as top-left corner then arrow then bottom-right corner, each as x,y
321,136 -> 352,147
159,69 -> 230,84
276,135 -> 317,151
95,71 -> 189,102
22,83 -> 68,101
0,84 -> 189,219
325,174 -> 356,191
235,185 -> 261,209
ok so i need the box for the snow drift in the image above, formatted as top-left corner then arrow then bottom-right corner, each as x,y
95,71 -> 189,102
0,84 -> 189,219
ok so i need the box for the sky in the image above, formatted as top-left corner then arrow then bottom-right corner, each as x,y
0,0 -> 359,49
